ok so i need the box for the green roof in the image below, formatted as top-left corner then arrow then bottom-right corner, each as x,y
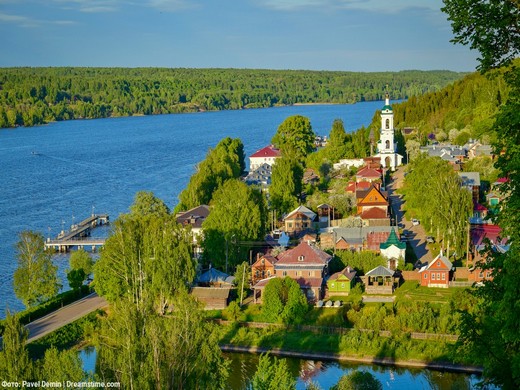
380,228 -> 406,250
382,104 -> 393,111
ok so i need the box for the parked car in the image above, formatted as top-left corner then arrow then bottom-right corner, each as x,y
411,218 -> 420,226
426,236 -> 435,243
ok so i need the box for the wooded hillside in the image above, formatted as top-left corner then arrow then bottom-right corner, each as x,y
0,67 -> 465,128
374,65 -> 512,143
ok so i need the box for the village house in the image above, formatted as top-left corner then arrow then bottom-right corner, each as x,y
244,163 -> 272,189
419,252 -> 453,288
326,266 -> 357,295
252,241 -> 332,303
320,225 -> 395,252
251,254 -> 277,284
249,145 -> 281,171
468,224 -> 508,283
283,205 -> 317,236
356,185 -> 391,225
175,204 -> 210,257
420,144 -> 468,166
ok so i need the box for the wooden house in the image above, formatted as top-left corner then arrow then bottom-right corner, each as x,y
191,287 -> 231,310
327,266 -> 357,295
251,255 -> 277,284
253,241 -> 331,303
283,205 -> 317,236
419,252 -> 453,288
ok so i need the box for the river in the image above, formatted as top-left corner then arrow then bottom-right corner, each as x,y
78,348 -> 484,389
0,102 -> 382,314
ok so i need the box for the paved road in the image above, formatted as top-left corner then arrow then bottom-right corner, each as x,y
387,166 -> 433,265
25,292 -> 108,343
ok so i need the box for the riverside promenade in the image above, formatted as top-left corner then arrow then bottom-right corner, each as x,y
25,292 -> 108,343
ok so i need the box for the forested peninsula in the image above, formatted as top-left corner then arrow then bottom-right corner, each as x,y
0,67 -> 466,128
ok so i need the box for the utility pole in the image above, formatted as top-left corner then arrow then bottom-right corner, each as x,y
240,263 -> 246,307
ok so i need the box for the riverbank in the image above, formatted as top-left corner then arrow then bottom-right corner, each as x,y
220,344 -> 484,374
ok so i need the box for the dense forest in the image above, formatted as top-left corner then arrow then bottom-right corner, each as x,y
0,67 -> 465,128
367,64 -> 513,143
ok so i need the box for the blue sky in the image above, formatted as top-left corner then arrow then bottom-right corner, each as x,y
0,0 -> 478,71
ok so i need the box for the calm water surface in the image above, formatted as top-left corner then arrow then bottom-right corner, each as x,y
0,102 -> 382,314
79,348 -> 483,389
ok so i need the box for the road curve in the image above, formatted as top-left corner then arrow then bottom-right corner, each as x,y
25,292 -> 108,343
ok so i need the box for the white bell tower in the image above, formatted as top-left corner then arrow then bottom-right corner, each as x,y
374,93 -> 403,171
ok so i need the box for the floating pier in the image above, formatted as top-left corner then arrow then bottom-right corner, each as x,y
45,214 -> 109,252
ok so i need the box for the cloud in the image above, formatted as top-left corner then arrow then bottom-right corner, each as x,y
256,0 -> 441,13
52,0 -> 119,13
0,11 -> 76,28
146,0 -> 198,12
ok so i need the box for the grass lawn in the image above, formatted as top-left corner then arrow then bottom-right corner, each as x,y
395,281 -> 469,304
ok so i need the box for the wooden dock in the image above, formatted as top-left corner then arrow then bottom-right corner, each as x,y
45,214 -> 109,252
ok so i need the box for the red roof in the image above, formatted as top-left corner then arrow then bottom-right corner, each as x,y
346,181 -> 371,193
366,231 -> 391,251
495,177 -> 508,184
356,166 -> 382,179
360,208 -> 388,219
471,225 -> 504,246
473,201 -> 488,212
295,277 -> 324,288
276,241 -> 332,266
250,145 -> 281,158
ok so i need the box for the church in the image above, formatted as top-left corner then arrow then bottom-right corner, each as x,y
374,94 -> 403,170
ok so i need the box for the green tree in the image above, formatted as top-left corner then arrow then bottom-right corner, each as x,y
272,115 -> 315,161
249,353 -> 296,390
234,261 -> 251,305
13,231 -> 61,308
262,277 -> 308,324
69,248 -> 94,276
176,137 -> 245,212
94,213 -> 195,314
0,311 -> 32,381
270,156 -> 303,215
201,179 -> 267,271
442,1 -> 520,388
442,0 -> 520,72
331,371 -> 383,390
130,191 -> 170,217
39,347 -> 84,383
67,268 -> 86,291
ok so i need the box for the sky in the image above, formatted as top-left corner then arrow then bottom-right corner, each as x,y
0,0 -> 479,72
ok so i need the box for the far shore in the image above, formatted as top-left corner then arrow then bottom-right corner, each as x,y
220,344 -> 484,375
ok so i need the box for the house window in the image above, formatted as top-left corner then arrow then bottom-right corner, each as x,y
437,273 -> 441,280
308,271 -> 312,277
385,119 -> 390,129
479,271 -> 484,278
288,223 -> 293,228
261,259 -> 265,264
437,261 -> 440,267
431,273 -> 436,280
486,271 -> 491,278
298,255 -> 305,262
331,283 -> 335,288
267,270 -> 271,276
341,283 -> 345,289
442,273 -> 446,280
424,274 -> 427,279
283,271 -> 287,276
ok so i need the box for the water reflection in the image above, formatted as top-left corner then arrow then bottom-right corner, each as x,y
80,348 -> 483,389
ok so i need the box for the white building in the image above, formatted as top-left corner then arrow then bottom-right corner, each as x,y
374,94 -> 403,171
249,145 -> 281,171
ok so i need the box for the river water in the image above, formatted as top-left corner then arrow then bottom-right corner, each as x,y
78,348 -> 484,389
0,102 -> 381,314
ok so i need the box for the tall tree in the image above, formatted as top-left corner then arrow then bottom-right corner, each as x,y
130,191 -> 170,217
262,277 -> 308,324
176,137 -> 245,212
0,311 -> 32,381
442,1 -> 520,388
94,213 -> 195,314
442,0 -> 520,72
201,179 -> 267,271
39,347 -> 84,383
269,156 -> 303,216
272,115 -> 315,162
13,231 -> 61,308
67,248 -> 94,291
249,353 -> 296,390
